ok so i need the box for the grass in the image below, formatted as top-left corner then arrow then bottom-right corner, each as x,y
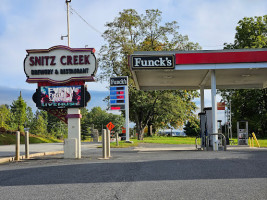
109,136 -> 267,148
252,138 -> 267,148
109,136 -> 196,148
141,136 -> 196,145
0,133 -> 62,145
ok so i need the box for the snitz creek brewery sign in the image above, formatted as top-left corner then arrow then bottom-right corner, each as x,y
131,55 -> 175,69
24,45 -> 97,84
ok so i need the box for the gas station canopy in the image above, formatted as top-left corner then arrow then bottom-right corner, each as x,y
130,49 -> 267,90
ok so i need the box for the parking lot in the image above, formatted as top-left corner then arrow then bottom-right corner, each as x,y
0,144 -> 266,200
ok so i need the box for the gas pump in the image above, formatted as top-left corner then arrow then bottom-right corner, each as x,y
217,120 -> 222,133
198,108 -> 226,150
198,112 -> 207,148
237,121 -> 248,145
198,107 -> 212,150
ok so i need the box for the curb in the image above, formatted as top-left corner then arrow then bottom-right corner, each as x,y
0,151 -> 64,164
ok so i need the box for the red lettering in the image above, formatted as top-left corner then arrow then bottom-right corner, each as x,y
84,55 -> 90,64
67,56 -> 72,65
44,56 -> 49,65
35,56 -> 41,65
29,56 -> 35,66
50,56 -> 56,66
79,55 -> 83,64
60,56 -> 66,65
73,55 -> 78,65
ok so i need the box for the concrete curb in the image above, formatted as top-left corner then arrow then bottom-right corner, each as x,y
0,151 -> 64,164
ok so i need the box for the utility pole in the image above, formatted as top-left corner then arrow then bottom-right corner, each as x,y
66,0 -> 71,47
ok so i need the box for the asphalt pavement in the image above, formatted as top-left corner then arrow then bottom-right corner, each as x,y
0,143 -> 266,200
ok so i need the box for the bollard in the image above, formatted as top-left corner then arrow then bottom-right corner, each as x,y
15,131 -> 20,161
106,128 -> 111,157
116,132 -> 119,147
102,129 -> 107,159
25,131 -> 29,159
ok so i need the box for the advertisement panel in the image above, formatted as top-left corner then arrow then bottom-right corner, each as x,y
33,85 -> 89,108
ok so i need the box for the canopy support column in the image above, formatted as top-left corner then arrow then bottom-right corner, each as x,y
211,70 -> 218,151
200,86 -> 205,112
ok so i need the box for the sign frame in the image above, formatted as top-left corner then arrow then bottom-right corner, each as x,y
24,45 -> 97,84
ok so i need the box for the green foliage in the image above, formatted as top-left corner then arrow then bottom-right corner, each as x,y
85,106 -> 125,134
224,15 -> 267,49
0,133 -> 61,145
25,106 -> 34,129
183,117 -> 200,137
221,15 -> 267,138
30,110 -> 47,135
10,92 -> 27,131
99,9 -> 201,140
0,104 -> 11,130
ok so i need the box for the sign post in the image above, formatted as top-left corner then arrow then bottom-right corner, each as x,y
110,77 -> 130,142
24,45 -> 97,159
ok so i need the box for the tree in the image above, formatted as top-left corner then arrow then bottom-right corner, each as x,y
221,15 -> 267,138
99,9 -> 201,139
183,117 -> 200,137
30,110 -> 47,135
25,106 -> 34,129
0,104 -> 11,130
10,92 -> 27,132
86,107 -> 124,134
224,15 -> 267,49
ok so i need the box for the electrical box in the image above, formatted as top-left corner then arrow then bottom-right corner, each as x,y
237,121 -> 248,145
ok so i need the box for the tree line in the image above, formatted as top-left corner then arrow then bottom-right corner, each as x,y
0,93 -> 124,139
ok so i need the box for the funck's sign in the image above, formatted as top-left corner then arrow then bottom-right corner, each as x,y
131,55 -> 175,69
24,45 -> 97,84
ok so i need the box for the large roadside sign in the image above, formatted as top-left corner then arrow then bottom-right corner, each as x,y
24,45 -> 97,84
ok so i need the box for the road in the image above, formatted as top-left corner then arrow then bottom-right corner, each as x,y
0,143 -> 266,200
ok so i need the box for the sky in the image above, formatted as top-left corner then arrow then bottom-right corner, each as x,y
0,0 -> 267,122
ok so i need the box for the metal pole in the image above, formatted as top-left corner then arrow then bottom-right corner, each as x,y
106,128 -> 111,157
15,131 -> 20,161
200,86 -> 205,112
229,100 -> 232,140
25,131 -> 29,159
66,0 -> 71,47
116,132 -> 119,146
211,70 -> 218,151
102,129 -> 107,159
125,84 -> 130,142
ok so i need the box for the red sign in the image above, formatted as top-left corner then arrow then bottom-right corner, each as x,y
106,122 -> 115,131
217,102 -> 225,110
122,127 -> 126,134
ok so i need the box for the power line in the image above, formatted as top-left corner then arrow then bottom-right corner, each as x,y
69,5 -> 102,35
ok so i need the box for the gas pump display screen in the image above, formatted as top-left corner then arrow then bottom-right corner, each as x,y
38,85 -> 84,108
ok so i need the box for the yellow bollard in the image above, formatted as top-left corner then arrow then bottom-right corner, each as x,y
252,137 -> 254,147
249,137 -> 251,147
252,132 -> 260,148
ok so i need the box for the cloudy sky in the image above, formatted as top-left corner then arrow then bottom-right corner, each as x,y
0,0 -> 266,116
